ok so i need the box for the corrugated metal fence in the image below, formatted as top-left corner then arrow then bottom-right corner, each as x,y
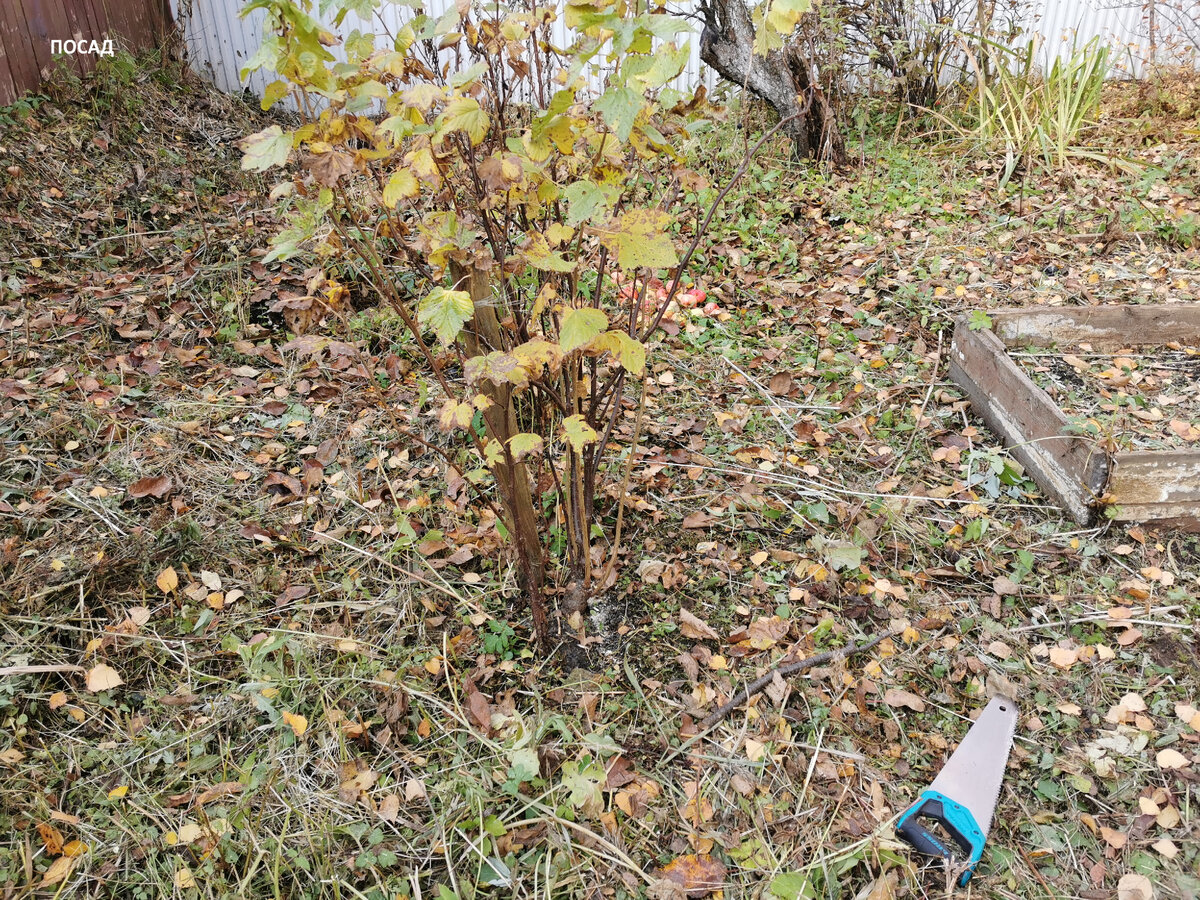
0,0 -> 173,105
171,0 -> 717,103
170,0 -> 1197,111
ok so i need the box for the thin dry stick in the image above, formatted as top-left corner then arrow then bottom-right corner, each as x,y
888,329 -> 944,479
1016,845 -> 1055,898
0,665 -> 86,677
698,631 -> 894,731
601,378 -> 648,586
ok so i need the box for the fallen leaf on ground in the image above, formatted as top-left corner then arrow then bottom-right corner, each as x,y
655,853 -> 727,897
1116,628 -> 1143,647
464,679 -> 492,731
195,782 -> 244,806
1156,805 -> 1180,829
37,823 -> 64,855
882,688 -> 925,712
377,794 -> 400,822
1117,872 -> 1154,900
175,867 -> 197,889
1175,704 -> 1200,730
281,711 -> 308,737
1119,693 -> 1147,712
1048,647 -> 1078,669
128,475 -> 172,498
40,855 -> 76,887
993,575 -> 1019,595
679,608 -> 719,641
1100,826 -> 1127,849
156,566 -> 179,593
862,870 -> 898,900
85,663 -> 123,693
176,823 -> 204,844
1152,838 -> 1178,859
1156,748 -> 1189,770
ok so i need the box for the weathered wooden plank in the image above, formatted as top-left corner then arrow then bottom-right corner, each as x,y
105,0 -> 139,51
1108,451 -> 1200,528
0,0 -> 173,104
77,0 -> 107,47
26,0 -> 82,78
0,17 -> 19,106
94,0 -> 171,53
0,2 -> 42,101
991,305 -> 1200,350
948,317 -> 1109,524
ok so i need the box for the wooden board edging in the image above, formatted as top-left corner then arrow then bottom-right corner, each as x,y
990,304 -> 1200,350
948,317 -> 1109,524
1109,450 -> 1200,527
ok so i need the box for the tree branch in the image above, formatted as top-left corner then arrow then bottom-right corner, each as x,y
698,631 -> 895,731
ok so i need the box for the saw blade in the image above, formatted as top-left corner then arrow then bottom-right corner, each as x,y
926,695 -> 1018,837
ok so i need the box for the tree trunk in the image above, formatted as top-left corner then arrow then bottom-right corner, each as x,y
450,261 -> 548,643
699,0 -> 846,164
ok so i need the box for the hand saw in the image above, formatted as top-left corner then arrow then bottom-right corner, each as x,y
896,695 -> 1017,886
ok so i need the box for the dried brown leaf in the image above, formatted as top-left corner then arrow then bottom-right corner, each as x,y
128,475 -> 172,499
377,794 -> 401,822
679,608 -> 718,641
195,781 -> 244,807
882,688 -> 925,712
1117,872 -> 1154,900
464,680 -> 492,732
655,853 -> 727,898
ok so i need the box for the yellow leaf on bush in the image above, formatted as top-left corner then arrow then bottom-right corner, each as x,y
282,711 -> 308,737
600,208 -> 678,270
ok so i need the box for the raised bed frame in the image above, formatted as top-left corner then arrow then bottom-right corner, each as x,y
948,305 -> 1200,528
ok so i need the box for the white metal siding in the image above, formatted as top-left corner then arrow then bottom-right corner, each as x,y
171,0 -> 716,109
171,0 -> 1196,107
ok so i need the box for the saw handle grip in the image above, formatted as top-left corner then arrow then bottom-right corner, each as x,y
896,790 -> 986,887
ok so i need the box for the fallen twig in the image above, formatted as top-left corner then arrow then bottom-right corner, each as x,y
888,330 -> 944,479
0,664 -> 86,677
699,631 -> 895,732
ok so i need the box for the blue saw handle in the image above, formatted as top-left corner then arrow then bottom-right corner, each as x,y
896,790 -> 986,886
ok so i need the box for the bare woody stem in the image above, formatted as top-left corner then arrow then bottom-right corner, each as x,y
639,112 -> 801,343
